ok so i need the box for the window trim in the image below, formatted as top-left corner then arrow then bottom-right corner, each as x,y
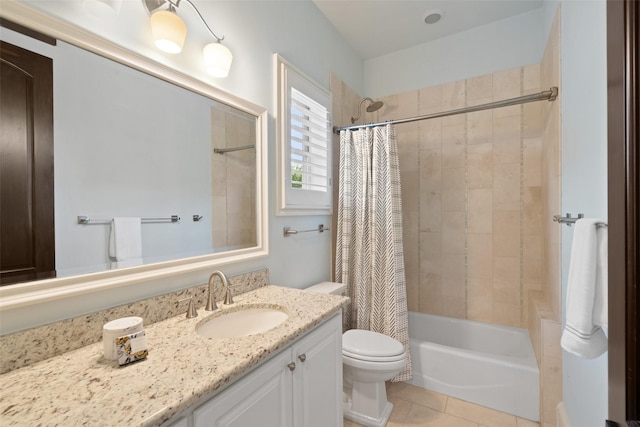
275,54 -> 332,216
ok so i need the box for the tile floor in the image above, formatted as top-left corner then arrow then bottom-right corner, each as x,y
344,383 -> 540,427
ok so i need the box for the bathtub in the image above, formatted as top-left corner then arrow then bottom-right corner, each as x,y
407,311 -> 539,421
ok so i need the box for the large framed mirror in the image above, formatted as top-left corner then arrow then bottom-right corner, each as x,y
0,0 -> 268,310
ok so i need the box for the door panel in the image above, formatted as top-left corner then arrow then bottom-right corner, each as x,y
0,40 -> 55,285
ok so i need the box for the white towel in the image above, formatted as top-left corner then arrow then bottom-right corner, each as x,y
109,218 -> 142,266
561,218 -> 608,359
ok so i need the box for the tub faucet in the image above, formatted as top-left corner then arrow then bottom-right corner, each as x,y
205,270 -> 234,311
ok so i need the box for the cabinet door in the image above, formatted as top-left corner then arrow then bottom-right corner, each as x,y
193,350 -> 293,427
292,313 -> 343,427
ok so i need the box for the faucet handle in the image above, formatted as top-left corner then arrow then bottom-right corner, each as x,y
205,290 -> 218,311
178,296 -> 198,318
224,287 -> 234,305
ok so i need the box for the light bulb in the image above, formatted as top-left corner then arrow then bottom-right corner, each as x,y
150,10 -> 187,54
203,42 -> 233,78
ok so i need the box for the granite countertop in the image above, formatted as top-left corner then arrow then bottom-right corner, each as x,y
0,285 -> 347,426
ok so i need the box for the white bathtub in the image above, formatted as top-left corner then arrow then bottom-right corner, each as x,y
407,311 -> 539,421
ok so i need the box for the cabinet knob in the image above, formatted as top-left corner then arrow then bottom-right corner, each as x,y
287,362 -> 296,371
298,354 -> 306,362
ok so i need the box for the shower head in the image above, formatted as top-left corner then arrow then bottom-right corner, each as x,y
351,97 -> 384,123
366,100 -> 384,112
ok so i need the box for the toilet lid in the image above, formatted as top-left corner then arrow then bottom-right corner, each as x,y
342,329 -> 405,361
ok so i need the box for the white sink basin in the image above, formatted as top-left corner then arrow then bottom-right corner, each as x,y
196,306 -> 288,339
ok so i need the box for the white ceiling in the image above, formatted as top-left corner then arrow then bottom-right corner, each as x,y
312,0 -> 543,59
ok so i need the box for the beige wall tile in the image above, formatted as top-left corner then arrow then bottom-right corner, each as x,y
420,191 -> 442,232
523,186 -> 543,236
493,210 -> 520,236
468,143 -> 493,189
468,233 -> 494,279
493,231 -> 520,258
442,189 -> 466,212
493,284 -> 521,306
443,231 -> 465,255
494,68 -> 522,99
523,101 -> 543,138
375,94 -> 397,123
442,167 -> 465,190
523,234 -> 543,285
493,115 -> 522,164
443,253 -> 466,282
397,89 -> 419,119
442,295 -> 467,318
467,74 -> 493,101
494,256 -> 521,287
420,149 -> 442,191
442,211 -> 465,234
406,281 -> 420,312
493,68 -> 522,119
493,301 -> 522,327
419,118 -> 442,150
398,128 -> 419,172
441,80 -> 466,126
494,163 -> 521,210
442,124 -> 466,168
468,108 -> 493,144
468,189 -> 493,233
419,84 -> 443,113
467,294 -> 493,323
402,170 -> 420,213
542,319 -> 562,359
421,232 -> 443,276
523,138 -> 542,186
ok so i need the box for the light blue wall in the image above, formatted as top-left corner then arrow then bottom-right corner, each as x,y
552,1 -> 609,426
363,8 -> 544,98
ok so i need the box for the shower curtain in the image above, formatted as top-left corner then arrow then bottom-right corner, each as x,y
335,124 -> 411,381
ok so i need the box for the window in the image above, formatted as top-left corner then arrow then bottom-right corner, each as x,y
275,54 -> 332,215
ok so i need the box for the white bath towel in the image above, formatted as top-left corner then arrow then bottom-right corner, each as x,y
561,218 -> 608,359
109,217 -> 142,266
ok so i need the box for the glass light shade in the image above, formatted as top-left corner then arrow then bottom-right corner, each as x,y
150,10 -> 187,54
203,42 -> 233,78
82,0 -> 122,17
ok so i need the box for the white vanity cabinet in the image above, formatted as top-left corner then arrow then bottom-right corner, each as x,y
191,312 -> 342,427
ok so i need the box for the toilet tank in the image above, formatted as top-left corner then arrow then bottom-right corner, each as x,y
305,281 -> 346,295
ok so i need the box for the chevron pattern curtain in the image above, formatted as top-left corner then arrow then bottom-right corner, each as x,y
336,124 -> 411,381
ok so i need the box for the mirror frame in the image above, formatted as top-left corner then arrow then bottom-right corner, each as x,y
0,0 -> 269,310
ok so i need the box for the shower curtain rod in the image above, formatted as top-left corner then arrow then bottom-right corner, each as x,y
333,86 -> 558,135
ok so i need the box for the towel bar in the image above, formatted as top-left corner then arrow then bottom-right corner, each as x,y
78,215 -> 180,224
553,213 -> 584,226
553,213 -> 607,228
283,224 -> 329,237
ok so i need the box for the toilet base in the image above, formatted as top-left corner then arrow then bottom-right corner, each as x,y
343,399 -> 393,427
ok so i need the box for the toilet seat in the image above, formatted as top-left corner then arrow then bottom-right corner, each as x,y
343,329 -> 405,362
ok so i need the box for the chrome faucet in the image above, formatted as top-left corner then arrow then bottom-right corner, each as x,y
205,270 -> 234,311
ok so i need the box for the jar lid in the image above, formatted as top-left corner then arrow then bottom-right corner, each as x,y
103,316 -> 143,333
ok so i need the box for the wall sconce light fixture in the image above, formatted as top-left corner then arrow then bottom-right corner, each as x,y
142,0 -> 233,78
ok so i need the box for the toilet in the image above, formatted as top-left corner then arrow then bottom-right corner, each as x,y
305,282 -> 407,427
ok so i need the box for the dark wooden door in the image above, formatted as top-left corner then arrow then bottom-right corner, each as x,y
607,0 -> 640,425
0,40 -> 55,285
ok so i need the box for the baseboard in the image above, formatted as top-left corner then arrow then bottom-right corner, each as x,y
557,402 -> 571,427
